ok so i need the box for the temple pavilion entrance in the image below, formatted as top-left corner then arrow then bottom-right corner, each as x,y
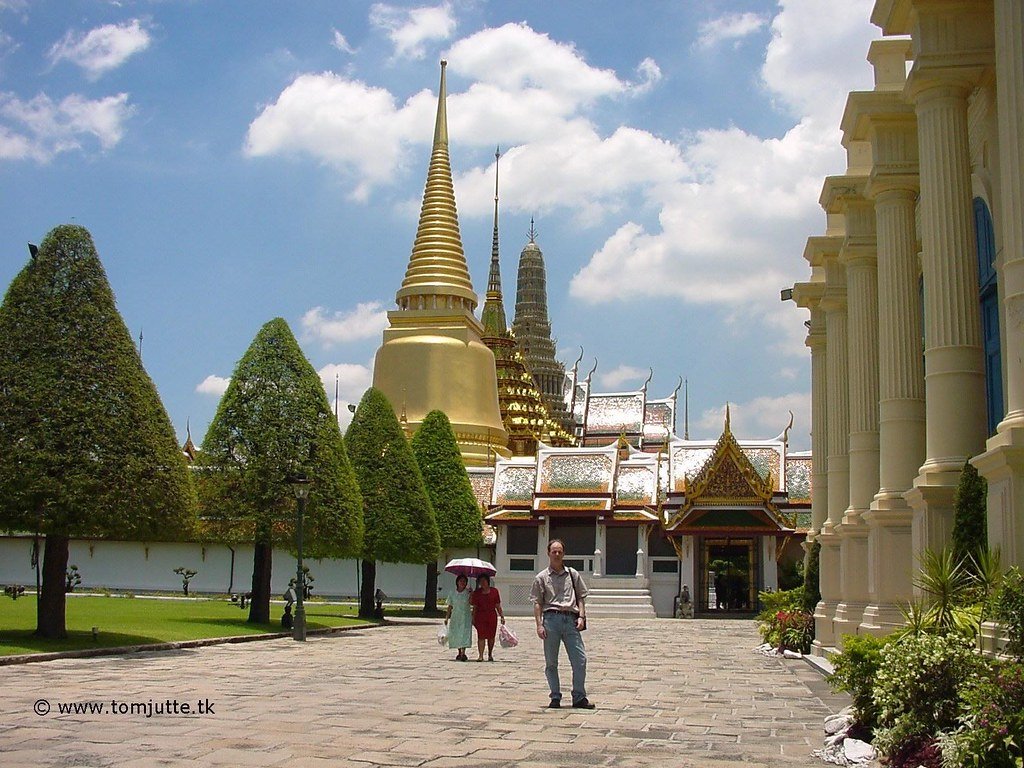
604,525 -> 639,575
696,536 -> 760,615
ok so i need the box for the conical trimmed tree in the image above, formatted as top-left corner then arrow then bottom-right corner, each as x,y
952,460 -> 988,570
346,388 -> 440,617
0,225 -> 197,638
412,410 -> 483,612
198,318 -> 363,624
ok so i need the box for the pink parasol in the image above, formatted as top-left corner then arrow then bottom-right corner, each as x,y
443,557 -> 497,578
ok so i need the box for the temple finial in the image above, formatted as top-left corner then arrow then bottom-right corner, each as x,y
433,60 -> 448,147
724,402 -> 731,433
528,217 -> 537,243
481,145 -> 507,336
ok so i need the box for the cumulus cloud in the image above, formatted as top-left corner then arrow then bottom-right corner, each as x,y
598,365 -> 649,390
318,362 -> 373,428
48,19 -> 151,79
696,12 -> 768,49
632,57 -> 663,94
331,29 -> 355,54
196,374 -> 230,397
301,302 -> 390,346
369,1 -> 455,59
696,392 -> 810,450
569,0 -> 876,337
0,91 -> 134,161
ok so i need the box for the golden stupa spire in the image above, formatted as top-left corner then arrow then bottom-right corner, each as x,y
396,60 -> 478,312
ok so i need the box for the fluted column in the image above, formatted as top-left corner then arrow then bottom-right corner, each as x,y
904,76 -> 988,558
862,184 -> 925,631
834,191 -> 879,640
808,308 -> 829,538
974,0 -> 1024,570
814,253 -> 848,653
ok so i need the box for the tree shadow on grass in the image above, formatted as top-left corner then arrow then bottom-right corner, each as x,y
0,629 -> 169,656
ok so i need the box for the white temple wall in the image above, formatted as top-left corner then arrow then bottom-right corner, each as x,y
0,535 -> 480,601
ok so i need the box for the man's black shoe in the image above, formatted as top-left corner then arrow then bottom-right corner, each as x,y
547,699 -> 561,708
572,698 -> 595,709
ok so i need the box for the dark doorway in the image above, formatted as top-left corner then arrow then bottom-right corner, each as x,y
604,526 -> 638,575
696,536 -> 759,615
549,520 -> 596,572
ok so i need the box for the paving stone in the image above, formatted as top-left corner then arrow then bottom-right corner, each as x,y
0,618 -> 851,767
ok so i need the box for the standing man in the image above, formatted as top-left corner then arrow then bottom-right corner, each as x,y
531,539 -> 594,709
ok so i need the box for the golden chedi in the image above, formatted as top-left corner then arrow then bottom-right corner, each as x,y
372,61 -> 508,466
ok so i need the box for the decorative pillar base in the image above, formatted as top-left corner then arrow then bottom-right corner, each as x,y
905,464 -> 960,572
972,422 -> 1024,569
833,516 -> 870,640
812,528 -> 841,651
860,494 -> 915,635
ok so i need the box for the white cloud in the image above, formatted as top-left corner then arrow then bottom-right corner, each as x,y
301,302 -> 389,346
331,29 -> 355,54
632,57 -> 663,94
696,392 -> 811,450
244,73 -> 426,200
48,19 -> 151,80
598,365 -> 649,390
446,23 -> 625,103
318,362 -> 373,428
569,0 -> 876,339
696,12 -> 767,49
0,91 -> 134,161
196,374 -> 230,397
369,1 -> 455,60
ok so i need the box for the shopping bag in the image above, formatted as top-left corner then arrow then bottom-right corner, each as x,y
498,623 -> 518,648
437,624 -> 448,646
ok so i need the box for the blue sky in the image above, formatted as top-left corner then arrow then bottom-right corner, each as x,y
0,1 -> 879,451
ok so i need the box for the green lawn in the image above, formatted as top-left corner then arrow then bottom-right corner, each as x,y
0,595 -> 372,656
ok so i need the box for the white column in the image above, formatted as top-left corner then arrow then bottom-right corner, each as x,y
863,182 -> 925,632
974,0 -> 1024,570
814,253 -> 849,653
904,74 -> 988,558
762,536 -> 779,592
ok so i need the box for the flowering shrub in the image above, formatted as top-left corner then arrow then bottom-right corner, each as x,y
885,736 -> 944,768
872,634 -> 984,759
827,634 -> 892,729
937,661 -> 1024,768
993,567 -> 1024,661
756,587 -> 813,653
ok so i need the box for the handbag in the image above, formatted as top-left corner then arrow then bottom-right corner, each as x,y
568,568 -> 588,631
436,624 -> 448,646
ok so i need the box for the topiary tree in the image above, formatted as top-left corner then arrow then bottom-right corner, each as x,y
412,410 -> 483,612
197,318 -> 363,624
802,539 -> 821,615
952,460 -> 988,571
0,225 -> 197,638
345,388 -> 440,618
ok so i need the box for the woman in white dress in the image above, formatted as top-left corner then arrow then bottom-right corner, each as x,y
444,574 -> 472,661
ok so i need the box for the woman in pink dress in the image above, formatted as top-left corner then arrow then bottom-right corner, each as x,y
470,575 -> 505,661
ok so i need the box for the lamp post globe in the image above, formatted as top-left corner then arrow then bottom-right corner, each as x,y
289,474 -> 311,642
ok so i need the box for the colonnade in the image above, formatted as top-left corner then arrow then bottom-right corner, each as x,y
791,0 -> 1023,652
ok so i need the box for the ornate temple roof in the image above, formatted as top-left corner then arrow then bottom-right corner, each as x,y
484,406 -> 808,532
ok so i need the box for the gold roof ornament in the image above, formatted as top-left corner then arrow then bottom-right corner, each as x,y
396,60 -> 478,312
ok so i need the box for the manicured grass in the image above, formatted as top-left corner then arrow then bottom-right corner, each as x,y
0,595 -> 372,656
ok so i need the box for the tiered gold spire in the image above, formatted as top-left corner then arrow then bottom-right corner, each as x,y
396,60 -> 478,313
479,149 -> 573,454
372,61 -> 508,466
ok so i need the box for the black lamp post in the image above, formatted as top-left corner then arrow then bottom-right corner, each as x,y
289,474 -> 311,641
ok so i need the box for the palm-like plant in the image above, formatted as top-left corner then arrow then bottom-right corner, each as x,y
914,547 -> 979,638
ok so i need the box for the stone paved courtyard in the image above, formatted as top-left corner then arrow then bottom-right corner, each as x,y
0,618 -> 849,767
